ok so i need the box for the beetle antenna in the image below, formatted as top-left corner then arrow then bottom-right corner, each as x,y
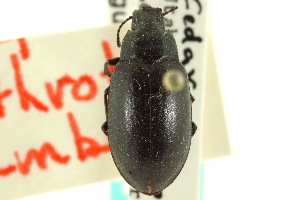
162,6 -> 178,16
117,16 -> 133,47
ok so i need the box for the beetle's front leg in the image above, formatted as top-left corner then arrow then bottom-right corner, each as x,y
102,86 -> 110,136
104,57 -> 120,77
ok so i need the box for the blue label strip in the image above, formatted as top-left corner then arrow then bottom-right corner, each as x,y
110,163 -> 205,200
110,181 -> 128,200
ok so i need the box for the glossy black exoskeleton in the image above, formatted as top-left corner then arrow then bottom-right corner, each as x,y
102,5 -> 197,195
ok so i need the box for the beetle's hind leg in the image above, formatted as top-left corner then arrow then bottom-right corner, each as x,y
102,87 -> 110,136
191,121 -> 197,137
102,121 -> 108,136
190,93 -> 195,103
190,93 -> 197,136
104,57 -> 120,77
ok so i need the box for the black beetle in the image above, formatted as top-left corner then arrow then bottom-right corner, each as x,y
102,5 -> 197,195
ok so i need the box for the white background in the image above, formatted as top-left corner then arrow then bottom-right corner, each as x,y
1,0 -> 300,200
207,1 -> 300,200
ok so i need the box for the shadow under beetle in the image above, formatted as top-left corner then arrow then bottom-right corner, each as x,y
102,5 -> 197,195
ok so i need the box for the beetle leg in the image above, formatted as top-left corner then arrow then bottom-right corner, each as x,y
103,62 -> 110,77
191,121 -> 197,137
102,121 -> 108,136
102,86 -> 110,136
190,93 -> 195,103
104,57 -> 120,77
107,57 -> 120,65
190,93 -> 197,136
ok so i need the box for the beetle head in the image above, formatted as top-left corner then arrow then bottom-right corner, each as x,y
131,6 -> 164,31
117,6 -> 178,47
